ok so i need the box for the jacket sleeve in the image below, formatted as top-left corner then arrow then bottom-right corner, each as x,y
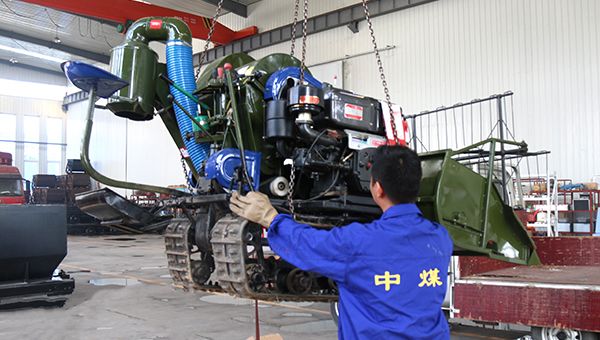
267,214 -> 359,284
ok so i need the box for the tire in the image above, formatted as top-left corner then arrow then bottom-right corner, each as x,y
330,301 -> 339,326
531,327 -> 599,340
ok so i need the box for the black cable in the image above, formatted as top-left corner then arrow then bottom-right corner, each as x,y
1,0 -> 42,19
45,8 -> 64,28
103,36 -> 114,48
305,128 -> 327,162
10,38 -> 27,51
306,170 -> 340,201
89,19 -> 98,39
78,17 -> 88,37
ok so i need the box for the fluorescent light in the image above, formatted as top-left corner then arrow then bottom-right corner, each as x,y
0,44 -> 66,64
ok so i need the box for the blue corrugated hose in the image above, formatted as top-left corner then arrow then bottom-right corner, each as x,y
166,41 -> 210,174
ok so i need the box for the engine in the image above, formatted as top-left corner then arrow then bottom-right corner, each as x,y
200,62 -> 394,226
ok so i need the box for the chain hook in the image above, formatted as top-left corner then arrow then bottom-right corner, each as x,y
195,0 -> 225,79
361,0 -> 402,145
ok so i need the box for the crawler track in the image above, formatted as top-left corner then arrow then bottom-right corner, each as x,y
165,215 -> 337,302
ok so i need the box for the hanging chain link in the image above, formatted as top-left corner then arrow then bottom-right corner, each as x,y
287,162 -> 296,216
361,0 -> 401,145
299,0 -> 309,83
287,0 -> 309,216
290,0 -> 300,57
181,157 -> 193,192
195,0 -> 225,79
180,0 -> 224,192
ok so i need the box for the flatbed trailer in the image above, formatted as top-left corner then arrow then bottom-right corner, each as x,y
451,237 -> 600,339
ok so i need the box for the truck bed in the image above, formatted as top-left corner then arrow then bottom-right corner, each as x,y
453,237 -> 600,333
463,265 -> 600,287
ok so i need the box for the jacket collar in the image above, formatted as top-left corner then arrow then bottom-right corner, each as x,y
380,203 -> 422,220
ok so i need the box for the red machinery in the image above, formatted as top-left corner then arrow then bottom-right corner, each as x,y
0,152 -> 26,205
21,0 -> 257,44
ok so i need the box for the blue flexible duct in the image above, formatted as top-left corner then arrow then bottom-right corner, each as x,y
166,41 -> 210,173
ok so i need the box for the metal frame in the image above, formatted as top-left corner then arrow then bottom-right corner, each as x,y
201,0 -> 248,18
20,0 -> 258,45
62,91 -> 90,111
0,27 -> 110,64
195,0 -> 438,65
0,59 -> 65,77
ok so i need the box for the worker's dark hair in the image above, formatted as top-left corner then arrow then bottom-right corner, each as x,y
370,145 -> 422,204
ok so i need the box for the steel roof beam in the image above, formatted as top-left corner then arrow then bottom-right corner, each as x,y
201,0 -> 248,18
0,59 -> 64,77
0,28 -> 110,64
194,0 -> 438,66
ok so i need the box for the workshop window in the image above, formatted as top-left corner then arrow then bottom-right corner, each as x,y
23,115 -> 40,181
46,117 -> 63,176
0,113 -> 16,157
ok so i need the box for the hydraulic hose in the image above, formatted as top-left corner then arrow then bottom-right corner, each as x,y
297,123 -> 339,146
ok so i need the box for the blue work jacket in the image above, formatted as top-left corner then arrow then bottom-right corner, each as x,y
268,203 -> 453,340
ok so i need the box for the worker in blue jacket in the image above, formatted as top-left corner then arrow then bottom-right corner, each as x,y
230,145 -> 453,340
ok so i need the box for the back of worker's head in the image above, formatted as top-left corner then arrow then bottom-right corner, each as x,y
370,145 -> 422,205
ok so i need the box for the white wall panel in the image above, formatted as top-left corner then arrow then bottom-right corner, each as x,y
125,117 -> 186,190
65,0 -> 600,186
233,0 -> 600,182
66,102 -> 183,197
0,63 -> 66,86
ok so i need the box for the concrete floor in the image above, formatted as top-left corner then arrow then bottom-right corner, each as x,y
0,235 -> 530,340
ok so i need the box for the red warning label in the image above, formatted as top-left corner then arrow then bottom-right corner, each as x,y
149,19 -> 163,30
344,103 -> 364,121
299,96 -> 320,105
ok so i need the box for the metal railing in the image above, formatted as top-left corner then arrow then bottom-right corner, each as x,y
405,91 -> 550,207
405,91 -> 517,153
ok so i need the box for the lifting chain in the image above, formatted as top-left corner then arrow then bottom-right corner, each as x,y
180,157 -> 193,192
287,0 -> 308,215
299,0 -> 309,83
287,161 -> 296,216
195,0 -> 225,79
361,0 -> 402,145
289,0 -> 300,57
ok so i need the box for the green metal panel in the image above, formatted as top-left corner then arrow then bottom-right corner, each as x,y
418,145 -> 540,265
197,53 -> 256,88
107,41 -> 158,121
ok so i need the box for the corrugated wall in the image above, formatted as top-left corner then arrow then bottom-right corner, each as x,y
219,0 -> 600,182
